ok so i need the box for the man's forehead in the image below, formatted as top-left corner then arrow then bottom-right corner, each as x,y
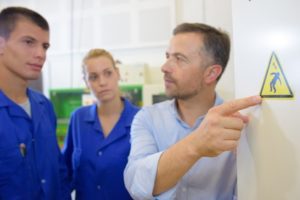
14,18 -> 45,31
168,34 -> 203,51
166,43 -> 201,57
11,19 -> 49,40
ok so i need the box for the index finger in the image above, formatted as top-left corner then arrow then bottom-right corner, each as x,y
214,95 -> 262,116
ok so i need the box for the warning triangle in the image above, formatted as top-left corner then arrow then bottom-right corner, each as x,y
260,52 -> 293,98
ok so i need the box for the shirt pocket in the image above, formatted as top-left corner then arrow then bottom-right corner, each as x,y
0,146 -> 23,183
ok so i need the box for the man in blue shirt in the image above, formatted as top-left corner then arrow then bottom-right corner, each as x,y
0,7 -> 70,199
124,23 -> 262,200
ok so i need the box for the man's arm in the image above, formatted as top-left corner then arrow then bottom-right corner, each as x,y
124,108 -> 176,199
153,95 -> 262,195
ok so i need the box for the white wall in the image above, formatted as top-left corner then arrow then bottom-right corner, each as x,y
232,0 -> 300,199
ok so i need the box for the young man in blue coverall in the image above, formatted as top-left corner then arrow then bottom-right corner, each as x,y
0,7 -> 70,199
124,23 -> 262,200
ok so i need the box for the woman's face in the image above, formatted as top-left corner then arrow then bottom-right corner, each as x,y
83,56 -> 120,103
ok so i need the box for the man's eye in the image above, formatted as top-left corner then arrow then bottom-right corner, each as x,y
176,55 -> 189,63
175,56 -> 183,61
24,39 -> 34,45
43,44 -> 50,50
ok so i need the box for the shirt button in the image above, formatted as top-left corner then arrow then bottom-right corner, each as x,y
97,185 -> 101,190
32,138 -> 35,142
182,187 -> 187,192
41,179 -> 46,184
98,151 -> 102,156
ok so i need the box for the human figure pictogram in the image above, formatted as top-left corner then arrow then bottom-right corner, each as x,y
270,72 -> 281,93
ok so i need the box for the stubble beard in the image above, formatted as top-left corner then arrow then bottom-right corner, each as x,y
165,86 -> 200,100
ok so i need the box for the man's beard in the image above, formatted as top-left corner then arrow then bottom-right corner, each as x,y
166,87 -> 200,100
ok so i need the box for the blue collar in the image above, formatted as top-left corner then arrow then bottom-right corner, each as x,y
84,97 -> 136,128
0,89 -> 45,108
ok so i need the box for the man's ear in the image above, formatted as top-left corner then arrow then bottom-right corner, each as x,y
0,37 -> 5,54
204,64 -> 223,84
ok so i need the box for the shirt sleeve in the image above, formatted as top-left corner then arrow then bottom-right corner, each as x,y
124,108 -> 177,200
48,100 -> 72,199
233,177 -> 237,200
58,148 -> 72,200
62,114 -> 76,191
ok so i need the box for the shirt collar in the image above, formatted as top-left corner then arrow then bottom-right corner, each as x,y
84,97 -> 137,127
0,90 -> 14,107
27,88 -> 46,104
0,88 -> 45,108
117,97 -> 137,127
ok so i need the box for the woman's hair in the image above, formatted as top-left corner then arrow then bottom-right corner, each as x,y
82,48 -> 116,75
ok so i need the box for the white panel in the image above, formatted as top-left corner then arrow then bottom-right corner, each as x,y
119,63 -> 145,85
34,0 -> 63,14
71,52 -> 86,88
73,0 -> 96,11
48,19 -> 71,53
143,84 -> 165,106
100,0 -> 129,6
100,12 -> 131,46
111,46 -> 165,67
47,55 -> 72,89
176,0 -> 205,23
73,16 -> 95,50
232,0 -> 300,199
0,0 -> 34,8
138,6 -> 172,43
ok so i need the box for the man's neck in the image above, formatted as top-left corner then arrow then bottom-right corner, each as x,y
0,67 -> 28,103
176,91 -> 216,127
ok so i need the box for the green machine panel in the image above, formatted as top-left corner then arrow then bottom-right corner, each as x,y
50,88 -> 85,148
50,85 -> 142,148
120,84 -> 143,107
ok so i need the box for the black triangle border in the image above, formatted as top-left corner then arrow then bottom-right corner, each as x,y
259,52 -> 293,98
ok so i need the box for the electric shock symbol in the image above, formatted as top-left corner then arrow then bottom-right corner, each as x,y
260,52 -> 293,99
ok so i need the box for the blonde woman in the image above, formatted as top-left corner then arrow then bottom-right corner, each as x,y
63,49 -> 139,199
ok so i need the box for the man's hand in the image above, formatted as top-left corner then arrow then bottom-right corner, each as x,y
192,95 -> 262,157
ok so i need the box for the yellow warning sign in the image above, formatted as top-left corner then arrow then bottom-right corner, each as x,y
260,52 -> 293,99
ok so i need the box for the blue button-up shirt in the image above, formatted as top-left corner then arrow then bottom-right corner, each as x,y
63,98 -> 139,200
0,89 -> 70,200
124,95 -> 237,200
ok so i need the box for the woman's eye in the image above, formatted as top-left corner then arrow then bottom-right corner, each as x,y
104,71 -> 112,77
88,75 -> 97,81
